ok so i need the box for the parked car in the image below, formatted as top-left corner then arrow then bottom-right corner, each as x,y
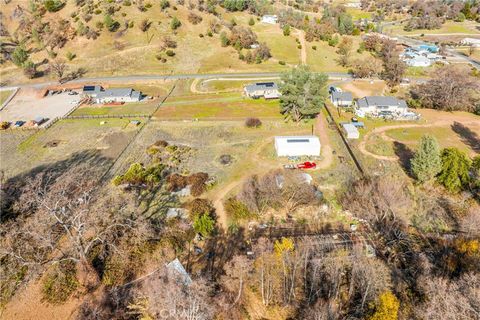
284,161 -> 317,170
14,120 -> 25,127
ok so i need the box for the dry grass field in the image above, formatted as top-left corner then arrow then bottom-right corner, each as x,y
0,118 -> 142,178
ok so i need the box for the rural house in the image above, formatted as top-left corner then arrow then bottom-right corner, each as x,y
244,82 -> 280,99
83,85 -> 142,104
355,96 -> 408,118
331,92 -> 353,107
274,136 -> 321,157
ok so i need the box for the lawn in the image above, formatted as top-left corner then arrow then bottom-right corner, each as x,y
0,90 -> 14,106
365,134 -> 395,157
154,93 -> 282,119
345,8 -> 372,20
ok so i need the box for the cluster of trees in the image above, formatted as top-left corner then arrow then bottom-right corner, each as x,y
219,26 -> 271,63
279,66 -> 328,122
351,34 -> 406,87
411,135 -> 480,194
409,65 -> 480,113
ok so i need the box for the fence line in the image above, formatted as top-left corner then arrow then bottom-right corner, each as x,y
323,103 -> 366,176
0,87 -> 19,111
66,114 -> 151,119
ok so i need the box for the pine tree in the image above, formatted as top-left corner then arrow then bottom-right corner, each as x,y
438,147 -> 472,193
410,135 -> 442,183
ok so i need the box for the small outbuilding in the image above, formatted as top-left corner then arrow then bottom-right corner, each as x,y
261,15 -> 278,24
331,92 -> 353,107
274,136 -> 321,157
342,123 -> 360,139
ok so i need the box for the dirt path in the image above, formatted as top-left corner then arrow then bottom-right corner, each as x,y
358,115 -> 480,161
211,138 -> 275,229
295,29 -> 307,65
314,112 -> 334,169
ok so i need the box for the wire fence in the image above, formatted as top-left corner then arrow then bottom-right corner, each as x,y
66,114 -> 151,119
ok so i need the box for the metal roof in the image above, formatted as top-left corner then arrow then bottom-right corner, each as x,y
357,96 -> 407,109
96,88 -> 134,99
331,92 -> 353,101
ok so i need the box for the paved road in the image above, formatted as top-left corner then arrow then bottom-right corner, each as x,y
0,72 -> 354,90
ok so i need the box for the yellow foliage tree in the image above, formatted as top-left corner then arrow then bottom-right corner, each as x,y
273,237 -> 295,257
368,291 -> 399,320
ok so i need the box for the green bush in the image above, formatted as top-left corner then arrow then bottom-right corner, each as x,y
113,163 -> 165,187
42,261 -> 78,304
193,213 -> 215,237
278,60 -> 286,65
160,0 -> 169,9
283,24 -> 291,36
312,45 -> 317,50
224,197 -> 254,222
248,17 -> 255,26
66,51 -> 76,61
170,16 -> 181,30
44,0 -> 64,12
124,0 -> 131,5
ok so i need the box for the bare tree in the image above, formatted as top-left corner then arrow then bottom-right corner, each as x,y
49,59 -> 68,81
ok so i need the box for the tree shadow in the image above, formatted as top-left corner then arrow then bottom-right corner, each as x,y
451,121 -> 480,153
1,150 -> 112,222
393,141 -> 414,175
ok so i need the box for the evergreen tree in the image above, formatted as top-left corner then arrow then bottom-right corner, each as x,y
279,66 -> 328,122
410,135 -> 442,183
12,46 -> 29,67
438,147 -> 472,193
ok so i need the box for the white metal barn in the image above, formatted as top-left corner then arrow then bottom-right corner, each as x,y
274,136 -> 321,157
342,123 -> 360,139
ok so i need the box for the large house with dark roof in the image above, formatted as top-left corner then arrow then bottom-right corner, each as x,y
355,96 -> 408,117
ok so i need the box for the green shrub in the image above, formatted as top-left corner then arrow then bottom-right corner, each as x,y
312,45 -> 317,50
170,16 -> 181,30
193,213 -> 215,237
297,44 -> 302,49
124,0 -> 131,5
44,0 -> 64,12
42,261 -> 78,304
160,0 -> 169,9
248,17 -> 255,26
283,24 -> 291,36
165,50 -> 175,57
278,60 -> 286,65
65,51 -> 76,61
224,197 -> 254,222
113,162 -> 165,187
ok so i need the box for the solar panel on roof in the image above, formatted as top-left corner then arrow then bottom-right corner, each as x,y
83,86 -> 96,91
256,82 -> 275,87
287,139 -> 310,143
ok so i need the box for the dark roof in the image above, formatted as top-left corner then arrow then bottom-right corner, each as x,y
82,85 -> 102,92
357,96 -> 407,108
332,92 -> 353,101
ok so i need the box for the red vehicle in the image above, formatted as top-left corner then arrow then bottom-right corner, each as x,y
284,162 -> 317,170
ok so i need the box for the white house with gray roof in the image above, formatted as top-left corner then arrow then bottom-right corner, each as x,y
355,96 -> 408,118
331,92 -> 353,107
244,82 -> 280,99
83,85 -> 142,104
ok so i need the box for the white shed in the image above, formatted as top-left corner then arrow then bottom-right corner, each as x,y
274,136 -> 321,157
342,123 -> 360,139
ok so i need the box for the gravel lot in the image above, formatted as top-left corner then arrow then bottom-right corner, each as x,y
0,88 -> 81,126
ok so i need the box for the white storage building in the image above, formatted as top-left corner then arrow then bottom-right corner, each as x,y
274,136 -> 321,157
342,123 -> 360,139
